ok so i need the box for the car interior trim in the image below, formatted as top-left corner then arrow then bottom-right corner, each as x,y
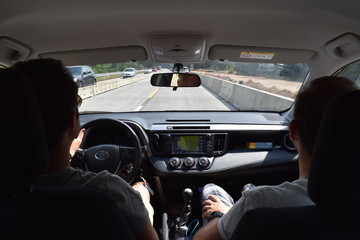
151,124 -> 288,131
40,45 -> 148,65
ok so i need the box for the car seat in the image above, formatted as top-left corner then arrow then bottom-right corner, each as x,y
0,68 -> 136,239
229,90 -> 360,240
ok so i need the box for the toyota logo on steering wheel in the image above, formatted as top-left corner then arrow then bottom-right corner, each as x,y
95,150 -> 109,160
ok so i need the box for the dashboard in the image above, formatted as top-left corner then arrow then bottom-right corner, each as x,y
82,126 -> 134,148
79,111 -> 298,177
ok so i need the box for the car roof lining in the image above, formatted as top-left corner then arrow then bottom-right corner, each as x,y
1,0 -> 360,75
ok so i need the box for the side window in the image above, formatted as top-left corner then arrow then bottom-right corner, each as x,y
334,59 -> 360,86
86,66 -> 93,74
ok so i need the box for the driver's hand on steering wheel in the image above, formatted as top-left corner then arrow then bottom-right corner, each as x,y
70,128 -> 85,158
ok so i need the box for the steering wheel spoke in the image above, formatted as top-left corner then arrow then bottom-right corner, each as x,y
119,146 -> 137,166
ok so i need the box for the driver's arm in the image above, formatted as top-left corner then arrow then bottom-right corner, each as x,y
69,128 -> 85,157
132,182 -> 154,225
132,182 -> 158,239
136,220 -> 159,240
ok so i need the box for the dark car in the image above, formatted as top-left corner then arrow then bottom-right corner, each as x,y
66,65 -> 96,88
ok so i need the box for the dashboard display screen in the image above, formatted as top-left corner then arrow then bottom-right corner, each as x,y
173,135 -> 203,153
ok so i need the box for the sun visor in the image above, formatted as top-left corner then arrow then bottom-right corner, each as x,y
148,35 -> 206,63
208,45 -> 316,64
40,46 -> 147,65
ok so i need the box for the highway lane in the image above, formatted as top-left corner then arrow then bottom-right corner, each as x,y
141,84 -> 235,111
79,75 -> 235,112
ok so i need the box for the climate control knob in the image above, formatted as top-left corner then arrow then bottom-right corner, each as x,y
198,157 -> 210,168
168,157 -> 181,168
184,157 -> 195,167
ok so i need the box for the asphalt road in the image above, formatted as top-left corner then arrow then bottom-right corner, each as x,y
79,75 -> 235,113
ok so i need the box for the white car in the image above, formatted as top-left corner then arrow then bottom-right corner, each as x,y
123,68 -> 136,78
179,67 -> 190,73
144,68 -> 152,74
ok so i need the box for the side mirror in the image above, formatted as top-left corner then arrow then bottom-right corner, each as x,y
150,73 -> 201,87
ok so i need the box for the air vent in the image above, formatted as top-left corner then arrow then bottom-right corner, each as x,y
282,133 -> 296,152
171,126 -> 210,130
214,134 -> 227,151
166,119 -> 211,122
150,134 -> 166,153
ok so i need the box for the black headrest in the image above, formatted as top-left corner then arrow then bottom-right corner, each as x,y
0,69 -> 48,193
309,90 -> 360,226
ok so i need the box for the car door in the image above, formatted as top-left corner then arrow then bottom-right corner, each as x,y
83,66 -> 93,86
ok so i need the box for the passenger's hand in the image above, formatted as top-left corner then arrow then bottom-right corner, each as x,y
70,128 -> 85,157
202,195 -> 231,220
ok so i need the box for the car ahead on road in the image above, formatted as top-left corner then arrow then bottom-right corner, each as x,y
144,68 -> 152,74
66,65 -> 96,88
179,67 -> 190,73
1,0 -> 360,239
123,67 -> 136,78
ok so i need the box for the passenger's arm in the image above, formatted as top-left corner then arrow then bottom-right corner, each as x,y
193,218 -> 222,240
202,195 -> 231,219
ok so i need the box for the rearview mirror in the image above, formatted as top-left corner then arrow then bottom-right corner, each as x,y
150,73 -> 201,87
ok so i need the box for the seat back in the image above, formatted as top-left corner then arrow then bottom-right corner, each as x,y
230,90 -> 360,240
0,68 -> 135,239
0,68 -> 48,193
308,90 -> 360,227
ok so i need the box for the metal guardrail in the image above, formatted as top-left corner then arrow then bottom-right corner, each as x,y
95,70 -> 144,77
95,72 -> 124,78
95,70 -> 145,82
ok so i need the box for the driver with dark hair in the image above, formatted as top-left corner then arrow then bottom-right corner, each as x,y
177,73 -> 201,87
10,58 -> 158,240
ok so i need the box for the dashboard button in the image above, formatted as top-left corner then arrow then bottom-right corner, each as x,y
184,157 -> 195,167
198,157 -> 210,167
168,157 -> 181,168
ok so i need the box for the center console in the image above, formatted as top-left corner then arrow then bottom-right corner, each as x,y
150,133 -> 228,170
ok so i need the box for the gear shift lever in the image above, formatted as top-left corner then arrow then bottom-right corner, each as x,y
178,188 -> 193,227
170,188 -> 193,239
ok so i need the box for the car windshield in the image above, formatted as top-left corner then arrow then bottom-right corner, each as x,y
67,66 -> 82,75
124,68 -> 134,72
77,60 -> 308,113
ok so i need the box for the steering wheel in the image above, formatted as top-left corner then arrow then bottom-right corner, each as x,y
71,118 -> 142,183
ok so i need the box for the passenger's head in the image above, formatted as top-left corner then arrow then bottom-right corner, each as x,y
293,76 -> 358,158
10,58 -> 79,151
